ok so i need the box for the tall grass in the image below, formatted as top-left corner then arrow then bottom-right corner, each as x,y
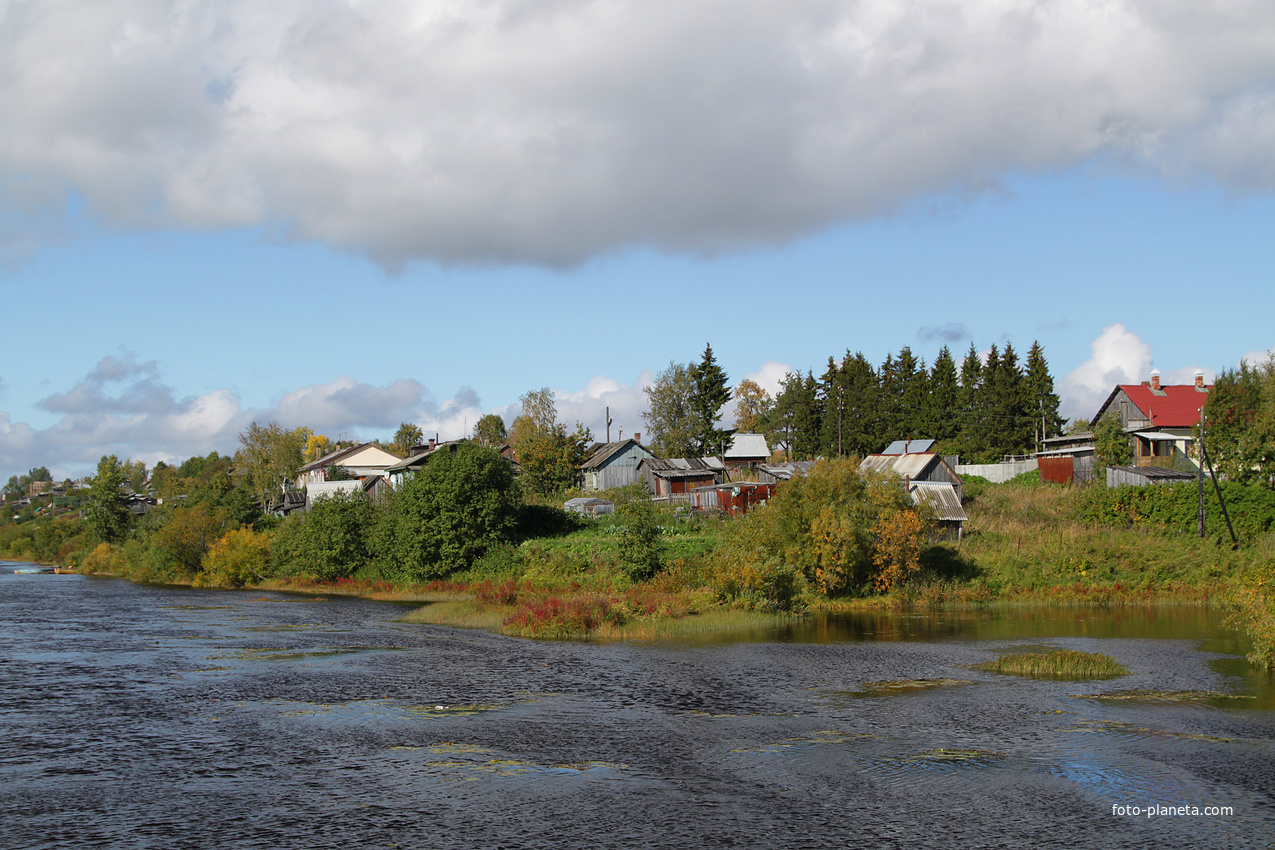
974,649 -> 1129,680
954,482 -> 1253,601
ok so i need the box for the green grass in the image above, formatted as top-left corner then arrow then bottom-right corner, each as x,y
973,649 -> 1129,680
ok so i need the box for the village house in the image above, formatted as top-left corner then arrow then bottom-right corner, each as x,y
1093,370 -> 1211,471
579,435 -> 655,491
384,438 -> 464,489
723,433 -> 770,470
636,456 -> 726,500
296,443 -> 404,488
860,449 -> 967,540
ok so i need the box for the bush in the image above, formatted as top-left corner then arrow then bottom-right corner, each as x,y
272,492 -> 377,581
616,495 -> 663,582
709,457 -> 919,598
197,527 -> 272,588
377,443 -> 522,581
1076,480 -> 1275,541
80,542 -> 124,575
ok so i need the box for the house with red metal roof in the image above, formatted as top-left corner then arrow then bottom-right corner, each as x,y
1092,370 -> 1211,470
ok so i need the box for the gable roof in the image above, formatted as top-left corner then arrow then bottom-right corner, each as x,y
299,443 -> 403,472
1095,383 -> 1211,429
860,452 -> 952,480
637,456 -> 724,478
581,439 -> 653,471
725,433 -> 770,460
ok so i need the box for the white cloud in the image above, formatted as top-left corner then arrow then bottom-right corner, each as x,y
1058,324 -> 1235,423
272,376 -> 426,432
1,357 -> 672,478
1240,347 -> 1275,368
3,1 -> 1275,267
742,361 -> 793,398
1059,324 -> 1153,422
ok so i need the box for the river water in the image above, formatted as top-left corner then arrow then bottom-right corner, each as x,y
2,566 -> 1272,849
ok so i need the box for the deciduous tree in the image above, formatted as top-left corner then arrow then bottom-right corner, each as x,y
84,455 -> 130,545
236,421 -> 310,508
377,443 -> 522,580
733,378 -> 772,434
389,422 -> 423,458
472,413 -> 508,447
643,362 -> 697,458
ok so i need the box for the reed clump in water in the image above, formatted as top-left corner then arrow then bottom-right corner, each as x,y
974,649 -> 1129,680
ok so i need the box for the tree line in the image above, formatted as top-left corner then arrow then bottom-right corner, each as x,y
643,340 -> 1064,464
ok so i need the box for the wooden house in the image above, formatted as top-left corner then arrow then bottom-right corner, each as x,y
1093,371 -> 1211,470
636,457 -> 725,499
296,443 -> 403,488
580,438 -> 656,491
723,433 -> 770,470
860,452 -> 963,501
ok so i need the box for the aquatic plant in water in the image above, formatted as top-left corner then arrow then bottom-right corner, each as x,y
973,649 -> 1128,680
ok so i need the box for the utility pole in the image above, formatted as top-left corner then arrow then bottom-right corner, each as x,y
1198,406 -> 1206,538
838,386 -> 844,457
605,406 -> 611,443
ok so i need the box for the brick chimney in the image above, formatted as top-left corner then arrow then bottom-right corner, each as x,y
428,438 -> 436,451
634,432 -> 641,445
1150,369 -> 1161,391
1195,370 -> 1206,390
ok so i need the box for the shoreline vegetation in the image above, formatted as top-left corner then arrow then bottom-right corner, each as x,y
11,466 -> 1272,658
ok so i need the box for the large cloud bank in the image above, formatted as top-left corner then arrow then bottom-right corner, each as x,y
3,1 -> 1275,266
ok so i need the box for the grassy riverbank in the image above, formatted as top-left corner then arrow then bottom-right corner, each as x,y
7,474 -> 1273,658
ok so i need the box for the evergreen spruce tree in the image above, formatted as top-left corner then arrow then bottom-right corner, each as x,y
841,352 -> 881,456
689,343 -> 732,457
1023,341 -> 1064,448
956,343 -> 985,460
894,346 -> 929,440
927,346 -> 960,444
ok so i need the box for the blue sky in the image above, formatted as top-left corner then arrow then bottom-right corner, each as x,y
3,1 -> 1274,480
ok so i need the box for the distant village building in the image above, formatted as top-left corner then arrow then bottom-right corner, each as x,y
296,443 -> 403,488
757,461 -> 817,484
723,433 -> 770,470
861,449 -> 967,540
860,451 -> 963,500
1093,370 -> 1211,472
580,437 -> 655,491
687,481 -> 777,516
636,457 -> 725,499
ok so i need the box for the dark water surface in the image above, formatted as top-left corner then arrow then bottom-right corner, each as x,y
2,568 -> 1273,849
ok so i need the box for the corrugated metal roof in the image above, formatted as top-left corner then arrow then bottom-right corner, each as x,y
580,439 -> 651,470
1098,383 -> 1211,428
757,461 -> 816,480
725,433 -> 770,459
638,457 -> 724,473
908,482 -> 968,522
861,452 -> 943,479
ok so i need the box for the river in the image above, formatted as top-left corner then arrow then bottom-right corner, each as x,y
1,566 -> 1272,848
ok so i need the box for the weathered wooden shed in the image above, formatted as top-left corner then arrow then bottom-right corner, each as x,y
580,439 -> 656,491
860,452 -> 963,501
636,457 -> 725,499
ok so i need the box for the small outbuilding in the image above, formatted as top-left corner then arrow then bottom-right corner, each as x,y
564,497 -> 616,518
580,438 -> 656,491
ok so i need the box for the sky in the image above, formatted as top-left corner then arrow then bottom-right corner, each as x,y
3,0 -> 1275,481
